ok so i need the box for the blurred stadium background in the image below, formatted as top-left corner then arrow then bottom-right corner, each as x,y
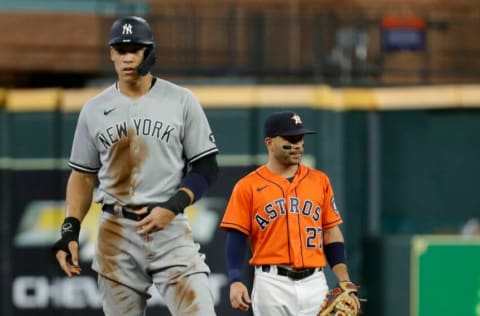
1,1 -> 480,315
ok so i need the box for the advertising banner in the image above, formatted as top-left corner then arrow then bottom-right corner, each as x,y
5,167 -> 255,316
381,17 -> 426,52
411,235 -> 480,316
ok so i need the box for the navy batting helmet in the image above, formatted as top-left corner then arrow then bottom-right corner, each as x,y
109,16 -> 156,76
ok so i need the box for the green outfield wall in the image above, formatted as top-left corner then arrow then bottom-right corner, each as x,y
1,84 -> 479,316
411,235 -> 480,316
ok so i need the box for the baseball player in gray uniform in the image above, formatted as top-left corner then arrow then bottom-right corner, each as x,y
52,16 -> 219,316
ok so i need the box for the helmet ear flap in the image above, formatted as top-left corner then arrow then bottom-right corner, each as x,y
137,45 -> 156,76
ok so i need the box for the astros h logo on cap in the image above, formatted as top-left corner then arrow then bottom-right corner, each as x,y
264,111 -> 317,137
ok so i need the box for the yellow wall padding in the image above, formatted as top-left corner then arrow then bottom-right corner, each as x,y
4,84 -> 480,112
255,85 -> 318,107
313,85 -> 339,110
188,85 -> 332,108
188,84 -> 480,110
61,87 -> 106,112
6,88 -> 60,111
0,88 -> 5,108
187,86 -> 257,107
372,85 -> 459,110
185,84 -> 480,110
342,88 -> 378,110
455,85 -> 480,108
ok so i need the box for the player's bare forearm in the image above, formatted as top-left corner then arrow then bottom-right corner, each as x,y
324,226 -> 351,281
331,263 -> 351,282
65,170 -> 96,221
323,226 -> 344,244
54,170 -> 96,277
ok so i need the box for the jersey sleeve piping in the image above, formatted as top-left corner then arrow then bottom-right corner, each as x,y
188,147 -> 219,163
220,222 -> 250,236
68,161 -> 100,173
323,218 -> 343,229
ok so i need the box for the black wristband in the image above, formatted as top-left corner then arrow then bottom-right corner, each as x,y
61,217 -> 81,240
324,242 -> 347,268
52,217 -> 81,254
149,190 -> 191,215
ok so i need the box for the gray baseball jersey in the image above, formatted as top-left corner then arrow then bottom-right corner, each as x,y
68,78 -> 218,205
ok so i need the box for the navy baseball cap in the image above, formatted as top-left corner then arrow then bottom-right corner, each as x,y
264,111 -> 317,137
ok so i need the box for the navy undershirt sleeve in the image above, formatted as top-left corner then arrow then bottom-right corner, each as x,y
225,229 -> 248,284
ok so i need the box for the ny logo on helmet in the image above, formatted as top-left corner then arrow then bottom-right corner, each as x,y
122,23 -> 133,35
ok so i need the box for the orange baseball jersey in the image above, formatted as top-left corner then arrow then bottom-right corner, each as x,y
220,164 -> 343,268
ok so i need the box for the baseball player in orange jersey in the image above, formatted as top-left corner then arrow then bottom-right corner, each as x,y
220,111 -> 359,315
